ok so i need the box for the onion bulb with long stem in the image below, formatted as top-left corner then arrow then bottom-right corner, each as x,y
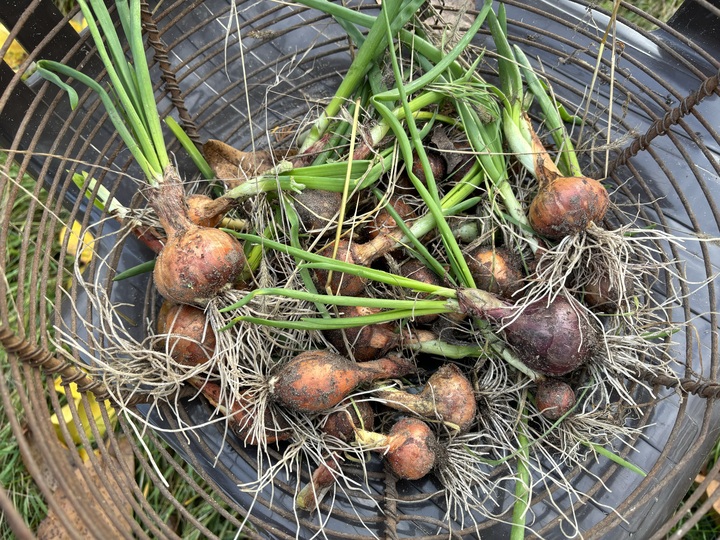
373,363 -> 477,432
269,350 -> 415,414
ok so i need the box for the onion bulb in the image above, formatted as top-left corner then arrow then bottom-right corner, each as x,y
269,350 -> 415,414
467,245 -> 525,298
458,290 -> 597,376
374,364 -> 476,432
355,416 -> 437,480
527,125 -> 609,240
535,379 -> 576,420
194,380 -> 291,445
150,171 -> 246,305
322,401 -> 375,442
324,305 -> 399,361
295,457 -> 341,512
157,301 -> 215,366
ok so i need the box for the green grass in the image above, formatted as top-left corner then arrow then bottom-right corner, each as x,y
0,156 -> 57,536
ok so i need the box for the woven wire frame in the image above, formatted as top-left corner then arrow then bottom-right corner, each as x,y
0,0 -> 718,538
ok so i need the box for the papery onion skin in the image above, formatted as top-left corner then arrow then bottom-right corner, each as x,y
154,226 -> 246,306
322,401 -> 375,442
157,302 -> 215,366
375,364 -> 476,432
324,305 -> 398,361
529,175 -> 609,240
150,169 -> 246,306
313,240 -> 366,297
294,189 -> 343,232
467,246 -> 525,298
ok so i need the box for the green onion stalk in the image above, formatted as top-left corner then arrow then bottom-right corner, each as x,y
223,233 -> 599,380
487,7 -> 609,241
37,0 -> 250,305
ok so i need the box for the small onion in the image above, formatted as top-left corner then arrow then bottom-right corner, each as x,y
529,174 -> 609,240
157,301 -> 215,366
324,305 -> 398,361
296,457 -> 341,512
194,380 -> 291,445
293,189 -> 343,231
367,195 -> 417,240
411,148 -> 447,186
398,259 -> 444,324
355,416 -> 437,480
467,245 -> 525,298
527,126 -> 609,240
322,401 -> 375,442
536,379 -> 576,420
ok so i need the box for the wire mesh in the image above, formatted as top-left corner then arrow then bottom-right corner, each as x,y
0,0 -> 719,538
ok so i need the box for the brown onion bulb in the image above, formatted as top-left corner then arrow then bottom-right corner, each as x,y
322,401 -> 375,442
398,259 -> 444,324
269,350 -> 415,414
356,417 -> 437,480
154,225 -> 246,305
324,305 -> 399,361
150,169 -> 246,306
411,148 -> 447,186
467,246 -> 525,298
194,381 -> 291,445
374,364 -> 476,432
529,175 -> 609,240
525,117 -> 609,240
293,190 -> 343,231
157,302 -> 215,366
582,273 -> 634,314
367,196 -> 417,239
296,457 -> 341,512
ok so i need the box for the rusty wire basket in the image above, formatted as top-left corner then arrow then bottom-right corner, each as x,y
1,0 -> 720,538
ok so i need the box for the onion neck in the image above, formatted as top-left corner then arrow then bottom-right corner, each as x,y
151,165 -> 195,236
456,287 -> 513,319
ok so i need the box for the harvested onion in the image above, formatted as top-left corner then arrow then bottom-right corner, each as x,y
355,416 -> 437,480
157,301 -> 215,366
151,172 -> 246,306
458,290 -> 597,376
535,379 -> 576,420
269,350 -> 415,414
374,363 -> 476,432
